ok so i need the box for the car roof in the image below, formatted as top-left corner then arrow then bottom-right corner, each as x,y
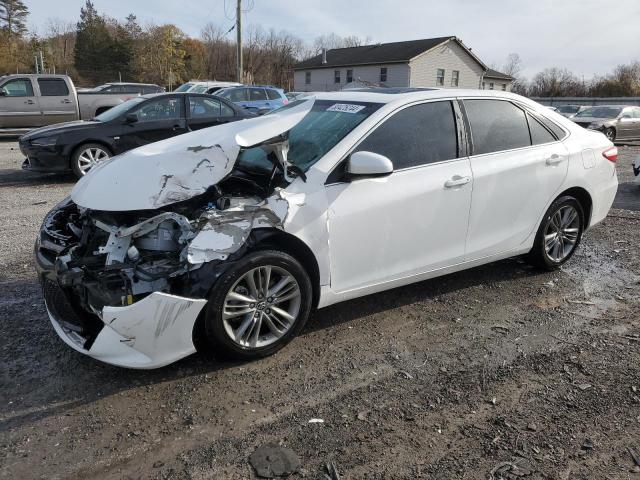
308,88 -> 535,105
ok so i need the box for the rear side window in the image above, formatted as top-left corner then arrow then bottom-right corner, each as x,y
37,78 -> 69,96
248,88 -> 267,101
527,113 -> 556,145
143,86 -> 160,94
266,89 -> 281,100
355,101 -> 458,169
464,99 -> 530,155
221,88 -> 248,102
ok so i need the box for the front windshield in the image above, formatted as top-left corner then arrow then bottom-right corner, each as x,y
236,99 -> 382,174
575,106 -> 622,119
93,97 -> 146,122
174,82 -> 194,92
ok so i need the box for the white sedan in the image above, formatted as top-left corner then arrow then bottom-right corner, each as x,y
35,88 -> 618,368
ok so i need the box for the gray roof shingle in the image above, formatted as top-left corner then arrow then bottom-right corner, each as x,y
484,68 -> 514,80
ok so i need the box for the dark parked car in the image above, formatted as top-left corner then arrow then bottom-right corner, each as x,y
20,93 -> 254,177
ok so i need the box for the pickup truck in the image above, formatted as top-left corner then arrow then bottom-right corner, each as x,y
0,74 -> 150,135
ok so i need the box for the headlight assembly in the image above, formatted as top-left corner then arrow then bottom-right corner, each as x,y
31,136 -> 58,147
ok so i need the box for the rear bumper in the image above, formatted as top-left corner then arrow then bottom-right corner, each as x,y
589,173 -> 618,227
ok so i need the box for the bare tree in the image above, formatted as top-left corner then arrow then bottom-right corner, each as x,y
529,68 -> 585,97
503,53 -> 522,77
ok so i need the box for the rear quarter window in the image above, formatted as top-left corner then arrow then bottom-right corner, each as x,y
266,89 -> 281,100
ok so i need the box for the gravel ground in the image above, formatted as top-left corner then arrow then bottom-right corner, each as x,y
0,140 -> 639,480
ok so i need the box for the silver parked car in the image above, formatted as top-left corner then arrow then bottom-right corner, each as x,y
554,105 -> 589,118
571,105 -> 640,142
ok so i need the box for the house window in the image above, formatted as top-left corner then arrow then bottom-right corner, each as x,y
501,84 -> 507,91
305,71 -> 311,85
451,70 -> 459,87
380,67 -> 387,82
334,70 -> 340,84
436,69 -> 445,86
489,82 -> 494,90
346,69 -> 353,83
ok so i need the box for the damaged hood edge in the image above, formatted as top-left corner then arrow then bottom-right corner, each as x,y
71,99 -> 314,212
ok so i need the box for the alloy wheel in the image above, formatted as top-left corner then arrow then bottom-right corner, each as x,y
544,205 -> 580,262
222,265 -> 301,348
77,147 -> 109,174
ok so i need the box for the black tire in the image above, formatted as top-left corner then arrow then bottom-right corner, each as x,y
71,143 -> 112,178
604,127 -> 616,142
203,250 -> 313,360
527,195 -> 584,270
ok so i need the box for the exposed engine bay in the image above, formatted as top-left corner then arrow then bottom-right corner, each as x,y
40,170 -> 291,316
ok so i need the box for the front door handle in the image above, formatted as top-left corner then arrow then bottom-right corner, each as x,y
61,99 -> 71,104
545,154 -> 565,165
24,99 -> 35,105
444,175 -> 471,188
172,124 -> 181,130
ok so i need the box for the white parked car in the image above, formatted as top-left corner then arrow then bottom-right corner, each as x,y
35,88 -> 618,368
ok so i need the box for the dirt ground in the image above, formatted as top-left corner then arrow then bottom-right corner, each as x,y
1,140 -> 639,480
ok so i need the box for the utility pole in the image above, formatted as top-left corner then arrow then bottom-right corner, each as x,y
236,0 -> 242,83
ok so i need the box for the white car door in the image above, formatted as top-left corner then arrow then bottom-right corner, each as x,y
325,100 -> 473,293
462,99 -> 569,260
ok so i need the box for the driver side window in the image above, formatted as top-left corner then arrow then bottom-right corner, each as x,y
1,78 -> 34,97
355,101 -> 459,169
132,97 -> 183,122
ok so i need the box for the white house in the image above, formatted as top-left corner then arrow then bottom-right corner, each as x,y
293,36 -> 513,92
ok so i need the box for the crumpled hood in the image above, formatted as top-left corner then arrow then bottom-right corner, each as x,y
71,99 -> 314,211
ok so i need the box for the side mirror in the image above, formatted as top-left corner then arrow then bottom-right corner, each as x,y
0,90 -> 6,97
256,107 -> 271,116
125,113 -> 138,123
347,151 -> 393,178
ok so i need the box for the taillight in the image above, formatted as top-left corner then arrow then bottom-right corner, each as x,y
602,147 -> 618,163
283,98 -> 289,105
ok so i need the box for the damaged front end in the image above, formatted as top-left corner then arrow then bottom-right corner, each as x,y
36,100 -> 313,368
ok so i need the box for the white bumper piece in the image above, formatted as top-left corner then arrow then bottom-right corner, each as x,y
48,292 -> 207,369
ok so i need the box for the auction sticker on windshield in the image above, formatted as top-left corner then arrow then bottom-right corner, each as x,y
326,104 -> 366,114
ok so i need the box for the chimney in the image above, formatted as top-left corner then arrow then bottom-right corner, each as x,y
321,48 -> 327,64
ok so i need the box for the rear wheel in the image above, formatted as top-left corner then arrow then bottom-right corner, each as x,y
527,196 -> 584,270
604,127 -> 616,142
71,143 -> 111,178
204,250 -> 313,360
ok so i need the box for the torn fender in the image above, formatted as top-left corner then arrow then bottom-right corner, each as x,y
188,189 -> 292,264
71,99 -> 314,212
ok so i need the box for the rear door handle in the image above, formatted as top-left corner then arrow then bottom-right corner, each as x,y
24,99 -> 35,105
61,99 -> 71,104
545,154 -> 565,165
444,175 -> 471,188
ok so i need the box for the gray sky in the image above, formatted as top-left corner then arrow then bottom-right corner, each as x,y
27,0 -> 640,80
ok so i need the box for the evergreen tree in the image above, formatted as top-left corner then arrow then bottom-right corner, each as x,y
0,0 -> 29,38
74,0 -> 114,84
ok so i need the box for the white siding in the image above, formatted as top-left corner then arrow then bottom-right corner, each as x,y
408,40 -> 484,89
293,63 -> 410,92
482,78 -> 513,92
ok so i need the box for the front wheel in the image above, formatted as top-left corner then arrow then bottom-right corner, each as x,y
71,143 -> 111,178
527,196 -> 584,270
203,250 -> 313,360
604,127 -> 616,142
